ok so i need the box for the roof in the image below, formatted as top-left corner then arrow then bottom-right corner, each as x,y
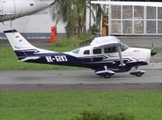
90,36 -> 121,48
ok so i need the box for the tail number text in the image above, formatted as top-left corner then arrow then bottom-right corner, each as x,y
46,55 -> 68,62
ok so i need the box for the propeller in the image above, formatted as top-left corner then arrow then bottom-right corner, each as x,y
151,42 -> 157,56
150,42 -> 157,70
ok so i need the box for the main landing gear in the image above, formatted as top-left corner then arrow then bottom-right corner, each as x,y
96,70 -> 115,78
95,66 -> 115,78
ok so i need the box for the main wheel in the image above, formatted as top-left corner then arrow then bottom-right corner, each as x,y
104,74 -> 112,78
136,72 -> 142,77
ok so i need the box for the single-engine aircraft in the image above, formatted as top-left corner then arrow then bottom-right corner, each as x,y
4,29 -> 157,78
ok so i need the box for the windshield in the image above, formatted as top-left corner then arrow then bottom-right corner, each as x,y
121,43 -> 129,51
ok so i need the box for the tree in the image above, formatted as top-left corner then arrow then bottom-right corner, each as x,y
50,0 -> 104,38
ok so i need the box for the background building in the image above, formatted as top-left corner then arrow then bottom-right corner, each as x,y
0,1 -> 162,38
106,5 -> 162,35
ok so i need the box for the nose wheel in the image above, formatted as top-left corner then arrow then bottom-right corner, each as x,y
130,70 -> 145,77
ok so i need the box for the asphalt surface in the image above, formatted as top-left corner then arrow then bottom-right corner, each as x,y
0,37 -> 162,92
0,69 -> 162,92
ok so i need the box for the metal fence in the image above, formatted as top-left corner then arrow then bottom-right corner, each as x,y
107,5 -> 162,35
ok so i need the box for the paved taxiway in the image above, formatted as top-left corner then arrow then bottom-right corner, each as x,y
0,69 -> 161,92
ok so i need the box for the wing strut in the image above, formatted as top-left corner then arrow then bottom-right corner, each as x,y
117,45 -> 125,66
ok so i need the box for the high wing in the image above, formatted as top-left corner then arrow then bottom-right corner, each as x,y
90,36 -> 121,48
90,36 -> 124,66
90,1 -> 162,7
0,13 -> 13,17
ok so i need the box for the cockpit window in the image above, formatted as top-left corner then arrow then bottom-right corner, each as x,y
84,50 -> 90,55
121,43 -> 129,51
72,49 -> 80,54
104,44 -> 129,53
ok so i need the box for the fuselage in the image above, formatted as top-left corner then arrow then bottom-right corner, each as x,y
17,44 -> 151,73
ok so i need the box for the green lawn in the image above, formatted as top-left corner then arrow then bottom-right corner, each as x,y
0,91 -> 162,120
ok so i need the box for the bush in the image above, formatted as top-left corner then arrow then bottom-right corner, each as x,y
71,110 -> 136,120
89,24 -> 100,35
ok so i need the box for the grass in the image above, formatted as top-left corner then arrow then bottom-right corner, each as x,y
0,91 -> 162,120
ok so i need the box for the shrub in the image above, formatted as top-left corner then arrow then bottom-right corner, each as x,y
71,110 -> 136,120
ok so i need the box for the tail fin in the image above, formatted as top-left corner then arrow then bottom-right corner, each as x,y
4,29 -> 37,59
4,29 -> 55,60
4,29 -> 36,50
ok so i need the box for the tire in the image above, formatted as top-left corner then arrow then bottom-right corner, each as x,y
136,72 -> 142,77
104,74 -> 111,78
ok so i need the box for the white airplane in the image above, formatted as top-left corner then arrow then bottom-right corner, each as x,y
4,29 -> 157,78
90,1 -> 162,7
0,0 -> 54,22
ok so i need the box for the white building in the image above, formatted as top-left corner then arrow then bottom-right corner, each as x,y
106,5 -> 162,35
0,4 -> 162,38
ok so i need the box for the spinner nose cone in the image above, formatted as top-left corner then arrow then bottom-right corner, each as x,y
151,50 -> 157,56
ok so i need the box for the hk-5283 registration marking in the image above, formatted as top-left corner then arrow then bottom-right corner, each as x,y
46,55 -> 68,62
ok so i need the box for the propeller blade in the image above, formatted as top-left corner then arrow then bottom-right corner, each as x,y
151,51 -> 157,56
150,42 -> 157,56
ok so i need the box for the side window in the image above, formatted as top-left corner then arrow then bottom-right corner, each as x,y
93,49 -> 101,54
104,48 -> 109,53
83,50 -> 90,55
104,47 -> 117,53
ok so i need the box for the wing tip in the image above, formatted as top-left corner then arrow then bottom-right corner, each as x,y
3,29 -> 17,33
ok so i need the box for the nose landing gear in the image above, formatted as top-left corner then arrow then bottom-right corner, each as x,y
130,70 -> 145,77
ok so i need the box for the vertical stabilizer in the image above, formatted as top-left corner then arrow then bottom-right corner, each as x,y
4,29 -> 36,50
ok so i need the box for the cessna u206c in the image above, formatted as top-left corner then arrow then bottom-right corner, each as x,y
4,30 -> 157,78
